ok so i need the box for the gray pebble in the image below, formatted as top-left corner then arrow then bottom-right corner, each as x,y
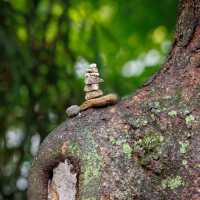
66,105 -> 80,117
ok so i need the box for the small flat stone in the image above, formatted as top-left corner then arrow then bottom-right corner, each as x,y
85,72 -> 99,77
90,63 -> 97,68
66,105 -> 80,117
86,68 -> 98,73
85,90 -> 103,100
85,76 -> 104,84
86,64 -> 98,73
84,84 -> 99,92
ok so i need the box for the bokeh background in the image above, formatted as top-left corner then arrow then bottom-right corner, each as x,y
0,0 -> 178,199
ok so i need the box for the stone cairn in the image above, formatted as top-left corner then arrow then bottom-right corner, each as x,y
84,63 -> 104,101
66,63 -> 118,117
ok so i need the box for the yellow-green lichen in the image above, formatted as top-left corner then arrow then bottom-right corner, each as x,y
83,151 -> 102,185
69,143 -> 81,156
179,141 -> 189,154
185,115 -> 195,125
161,176 -> 184,190
110,137 -> 117,145
168,110 -> 177,117
72,129 -> 103,199
110,137 -> 132,159
122,143 -> 132,158
69,141 -> 102,187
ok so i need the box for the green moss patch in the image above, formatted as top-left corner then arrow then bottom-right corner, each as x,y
133,133 -> 164,166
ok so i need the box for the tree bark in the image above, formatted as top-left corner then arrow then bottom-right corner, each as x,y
28,0 -> 200,199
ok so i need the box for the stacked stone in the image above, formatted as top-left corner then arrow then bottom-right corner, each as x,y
66,63 -> 118,117
84,64 -> 104,100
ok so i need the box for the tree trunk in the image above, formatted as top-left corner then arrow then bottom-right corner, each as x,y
28,0 -> 200,199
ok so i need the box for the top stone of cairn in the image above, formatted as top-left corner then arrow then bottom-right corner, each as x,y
86,63 -> 99,73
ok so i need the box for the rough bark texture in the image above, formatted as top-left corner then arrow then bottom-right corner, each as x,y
28,0 -> 200,199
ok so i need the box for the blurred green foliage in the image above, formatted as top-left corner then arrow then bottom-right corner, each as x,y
0,0 -> 178,199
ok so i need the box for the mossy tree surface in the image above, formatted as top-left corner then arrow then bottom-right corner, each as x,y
28,0 -> 200,199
